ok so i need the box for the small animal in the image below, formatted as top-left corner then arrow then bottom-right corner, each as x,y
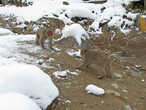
35,18 -> 65,49
77,48 -> 112,78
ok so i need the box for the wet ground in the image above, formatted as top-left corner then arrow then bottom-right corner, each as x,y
19,31 -> 146,110
1,14 -> 146,109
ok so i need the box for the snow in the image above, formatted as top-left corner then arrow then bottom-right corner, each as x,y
53,70 -> 68,79
0,34 -> 37,63
0,0 -> 135,34
61,23 -> 89,45
0,56 -> 17,67
84,0 -> 106,1
0,63 -> 59,110
127,12 -> 137,20
65,7 -> 94,19
85,84 -> 105,95
142,15 -> 146,18
0,0 -> 141,108
63,0 -> 83,3
53,69 -> 78,79
66,49 -> 81,57
0,92 -> 41,110
0,28 -> 13,35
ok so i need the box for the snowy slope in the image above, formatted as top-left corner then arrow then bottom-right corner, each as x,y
0,0 -> 137,34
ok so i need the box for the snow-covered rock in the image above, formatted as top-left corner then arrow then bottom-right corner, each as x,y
0,63 -> 59,110
66,49 -> 81,57
0,92 -> 41,110
53,69 -> 78,79
0,56 -> 17,67
61,23 -> 89,46
85,84 -> 105,95
0,34 -> 38,64
0,28 -> 13,35
53,70 -> 68,79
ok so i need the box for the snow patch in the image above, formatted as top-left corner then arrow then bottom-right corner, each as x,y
0,63 -> 59,110
53,70 -> 68,79
53,69 -> 78,79
66,49 -> 81,57
62,23 -> 89,45
85,84 -> 105,95
0,28 -> 13,35
0,92 -> 41,110
0,0 -> 137,34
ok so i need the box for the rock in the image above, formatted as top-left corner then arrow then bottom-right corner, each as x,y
112,72 -> 123,78
122,89 -> 128,93
111,83 -> 119,89
63,1 -> 69,5
127,69 -> 142,77
36,59 -> 44,65
106,89 -> 120,97
124,104 -> 133,110
85,84 -> 105,96
141,79 -> 145,82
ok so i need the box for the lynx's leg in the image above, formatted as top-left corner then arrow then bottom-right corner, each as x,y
77,61 -> 89,70
105,63 -> 112,78
49,36 -> 54,50
97,63 -> 112,79
76,54 -> 89,69
39,35 -> 46,49
35,33 -> 40,45
48,33 -> 57,51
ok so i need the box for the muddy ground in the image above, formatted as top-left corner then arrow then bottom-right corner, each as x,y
1,16 -> 146,110
19,30 -> 146,110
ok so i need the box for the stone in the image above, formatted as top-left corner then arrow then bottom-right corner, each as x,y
112,72 -> 123,78
111,83 -> 119,89
124,104 -> 133,110
106,89 -> 120,97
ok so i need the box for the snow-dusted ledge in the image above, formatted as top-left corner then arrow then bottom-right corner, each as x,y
85,84 -> 105,96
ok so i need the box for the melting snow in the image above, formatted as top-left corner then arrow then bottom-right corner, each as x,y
85,84 -> 105,95
53,69 -> 78,79
0,28 -> 59,110
0,0 -> 136,34
0,63 -> 59,110
62,23 -> 89,45
0,92 -> 41,110
66,49 -> 81,57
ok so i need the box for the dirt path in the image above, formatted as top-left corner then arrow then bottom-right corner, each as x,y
18,32 -> 146,110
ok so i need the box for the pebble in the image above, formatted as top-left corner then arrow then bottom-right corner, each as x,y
124,104 -> 133,110
112,72 -> 123,78
122,89 -> 128,93
111,83 -> 119,89
106,89 -> 120,97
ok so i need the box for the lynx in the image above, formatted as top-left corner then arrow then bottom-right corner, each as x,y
77,48 -> 112,78
35,18 -> 65,49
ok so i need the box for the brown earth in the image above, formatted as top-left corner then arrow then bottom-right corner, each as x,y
1,16 -> 146,110
22,30 -> 146,110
